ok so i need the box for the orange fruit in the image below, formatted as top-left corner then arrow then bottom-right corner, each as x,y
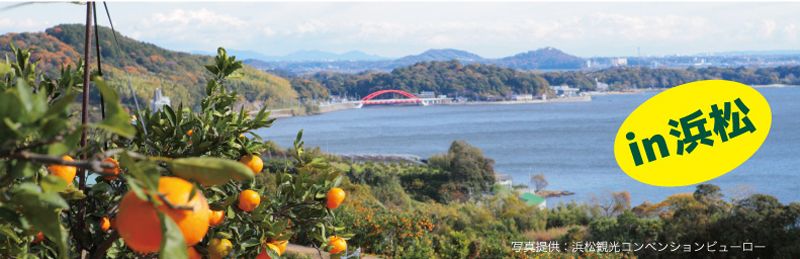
255,243 -> 281,259
32,232 -> 44,243
209,209 -> 225,226
239,155 -> 263,174
116,177 -> 210,253
47,155 -> 76,185
187,129 -> 193,136
237,190 -> 260,212
328,235 -> 347,254
326,188 -> 346,209
207,238 -> 233,259
102,158 -> 120,181
187,246 -> 203,259
239,134 -> 244,138
272,240 -> 288,255
100,217 -> 111,231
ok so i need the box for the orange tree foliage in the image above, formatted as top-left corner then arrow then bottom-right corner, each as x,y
0,45 -> 351,259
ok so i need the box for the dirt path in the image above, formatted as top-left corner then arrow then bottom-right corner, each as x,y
285,244 -> 383,259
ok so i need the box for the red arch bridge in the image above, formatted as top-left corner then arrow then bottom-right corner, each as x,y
358,90 -> 448,106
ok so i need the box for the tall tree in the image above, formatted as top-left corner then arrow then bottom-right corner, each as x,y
530,173 -> 548,192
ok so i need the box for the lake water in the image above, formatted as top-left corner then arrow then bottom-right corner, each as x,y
254,87 -> 800,207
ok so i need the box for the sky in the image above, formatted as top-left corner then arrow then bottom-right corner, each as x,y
2,2 -> 800,59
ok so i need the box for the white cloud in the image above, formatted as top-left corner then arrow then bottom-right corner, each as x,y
268,12 -> 717,49
144,8 -> 247,28
783,23 -> 798,40
762,19 -> 777,37
129,8 -> 252,50
0,18 -> 52,32
263,27 -> 276,37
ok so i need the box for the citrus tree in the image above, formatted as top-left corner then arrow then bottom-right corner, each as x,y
0,45 -> 352,259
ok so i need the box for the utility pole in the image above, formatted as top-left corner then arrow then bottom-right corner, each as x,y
78,2 -> 93,257
527,167 -> 532,194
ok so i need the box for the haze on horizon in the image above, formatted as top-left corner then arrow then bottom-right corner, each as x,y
1,2 -> 799,59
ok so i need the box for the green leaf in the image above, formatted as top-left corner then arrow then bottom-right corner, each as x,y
158,211 -> 188,259
276,231 -> 294,241
119,151 -> 160,195
0,63 -> 10,76
238,238 -> 260,249
15,78 -> 33,114
12,184 -> 70,259
167,157 -> 254,186
261,243 -> 280,259
39,176 -> 68,193
9,160 -> 36,179
59,186 -> 87,200
48,128 -> 83,156
0,208 -> 23,227
41,118 -> 68,140
221,194 -> 237,208
325,171 -> 341,183
44,92 -> 77,118
208,203 -> 225,211
92,76 -> 136,138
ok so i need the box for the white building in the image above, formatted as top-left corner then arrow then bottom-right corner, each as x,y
494,173 -> 513,190
550,85 -> 580,97
610,58 -> 628,67
511,94 -> 533,101
595,78 -> 609,91
417,91 -> 435,99
149,88 -> 171,113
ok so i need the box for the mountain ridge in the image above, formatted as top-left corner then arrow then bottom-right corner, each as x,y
243,47 -> 588,74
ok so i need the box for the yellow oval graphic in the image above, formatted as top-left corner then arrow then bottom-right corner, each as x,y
614,80 -> 772,187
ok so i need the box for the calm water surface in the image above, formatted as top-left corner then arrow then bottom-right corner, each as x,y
254,87 -> 800,206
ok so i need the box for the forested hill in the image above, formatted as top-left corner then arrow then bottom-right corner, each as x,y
307,60 -> 551,99
493,47 -> 586,70
542,65 -> 800,91
0,24 -> 298,111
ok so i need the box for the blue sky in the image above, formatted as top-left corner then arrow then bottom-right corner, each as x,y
2,2 -> 800,58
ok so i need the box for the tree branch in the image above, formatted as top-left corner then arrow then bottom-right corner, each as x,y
90,230 -> 119,259
2,150 -> 118,173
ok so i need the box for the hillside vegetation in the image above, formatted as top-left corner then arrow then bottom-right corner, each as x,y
308,60 -> 552,100
0,24 -> 298,112
544,65 -> 800,91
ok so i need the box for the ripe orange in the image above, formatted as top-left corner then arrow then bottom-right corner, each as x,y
102,158 -> 120,181
100,217 -> 111,231
328,235 -> 347,254
239,155 -> 263,174
187,129 -> 193,136
209,209 -> 225,226
272,240 -> 288,254
207,238 -> 233,259
239,134 -> 245,138
116,177 -> 210,253
237,190 -> 261,212
187,246 -> 203,259
32,232 -> 44,243
47,155 -> 76,185
326,188 -> 346,209
255,243 -> 281,259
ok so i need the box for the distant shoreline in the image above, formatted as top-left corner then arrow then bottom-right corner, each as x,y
266,83 -> 796,119
446,95 -> 592,105
268,95 -> 593,119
